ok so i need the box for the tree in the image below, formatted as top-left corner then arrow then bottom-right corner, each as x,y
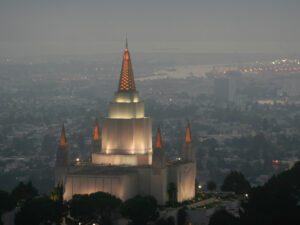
209,209 -> 238,225
122,195 -> 158,225
167,182 -> 177,205
156,216 -> 175,225
69,192 -> 121,225
221,171 -> 250,194
15,196 -> 62,225
177,208 -> 188,225
206,180 -> 217,191
0,191 -> 14,214
11,181 -> 38,204
0,190 -> 15,225
239,162 -> 300,225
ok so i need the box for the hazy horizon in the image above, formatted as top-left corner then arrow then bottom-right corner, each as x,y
1,0 -> 300,57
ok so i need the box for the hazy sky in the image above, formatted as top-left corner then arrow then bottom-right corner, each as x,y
0,0 -> 300,57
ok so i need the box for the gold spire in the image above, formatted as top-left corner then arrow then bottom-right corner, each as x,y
118,39 -> 136,92
93,118 -> 100,141
60,124 -> 68,146
155,127 -> 163,149
185,122 -> 192,143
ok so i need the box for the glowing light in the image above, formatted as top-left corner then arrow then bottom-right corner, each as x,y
245,193 -> 248,198
118,44 -> 136,91
93,119 -> 100,141
155,127 -> 163,149
76,158 -> 80,162
185,122 -> 192,143
60,124 -> 68,146
198,185 -> 202,189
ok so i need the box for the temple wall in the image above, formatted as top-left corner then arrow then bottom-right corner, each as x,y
92,153 -> 152,166
167,162 -> 196,202
63,174 -> 138,201
101,117 -> 152,155
150,168 -> 168,204
109,102 -> 144,119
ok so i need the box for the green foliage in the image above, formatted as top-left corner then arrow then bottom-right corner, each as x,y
69,191 -> 121,225
177,208 -> 188,225
239,162 -> 300,225
14,196 -> 63,225
11,181 -> 39,204
167,182 -> 177,205
209,209 -> 239,225
49,184 -> 64,203
221,171 -> 251,194
206,180 -> 217,191
156,216 -> 175,225
122,195 -> 158,225
0,190 -> 15,214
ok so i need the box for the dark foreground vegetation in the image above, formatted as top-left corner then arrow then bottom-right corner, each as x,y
0,162 -> 299,225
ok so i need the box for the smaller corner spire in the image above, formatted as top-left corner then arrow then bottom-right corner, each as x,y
155,126 -> 163,149
93,118 -> 100,141
185,122 -> 192,143
125,33 -> 128,49
60,124 -> 68,146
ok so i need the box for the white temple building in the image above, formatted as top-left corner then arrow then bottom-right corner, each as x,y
55,41 -> 196,204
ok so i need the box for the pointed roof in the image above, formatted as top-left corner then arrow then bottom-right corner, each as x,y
155,127 -> 163,149
118,39 -> 136,92
185,122 -> 192,143
60,124 -> 68,146
93,118 -> 100,141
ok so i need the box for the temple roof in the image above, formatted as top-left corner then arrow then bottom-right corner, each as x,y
155,127 -> 163,149
93,118 -> 100,141
118,40 -> 136,92
185,122 -> 192,143
60,124 -> 68,146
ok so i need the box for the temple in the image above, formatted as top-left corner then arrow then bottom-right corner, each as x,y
55,42 -> 196,204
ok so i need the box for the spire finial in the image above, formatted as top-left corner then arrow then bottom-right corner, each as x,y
155,126 -> 163,149
185,122 -> 192,143
60,124 -> 68,146
118,35 -> 136,92
93,118 -> 100,141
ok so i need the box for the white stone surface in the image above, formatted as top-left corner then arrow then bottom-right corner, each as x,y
101,117 -> 152,156
63,173 -> 138,201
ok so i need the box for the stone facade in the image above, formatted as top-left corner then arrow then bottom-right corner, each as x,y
55,43 -> 196,205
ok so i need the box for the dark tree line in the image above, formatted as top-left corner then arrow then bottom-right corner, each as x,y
209,162 -> 300,225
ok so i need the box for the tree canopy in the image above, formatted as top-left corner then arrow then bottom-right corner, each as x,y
69,191 -> 121,225
11,181 -> 38,204
239,162 -> 300,225
206,180 -> 217,191
221,171 -> 251,194
14,196 -> 63,225
122,195 -> 158,225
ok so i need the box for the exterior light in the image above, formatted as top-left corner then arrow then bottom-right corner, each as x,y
198,185 -> 202,189
245,193 -> 248,198
76,158 -> 80,162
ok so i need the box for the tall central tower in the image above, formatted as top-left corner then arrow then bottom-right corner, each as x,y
92,41 -> 152,166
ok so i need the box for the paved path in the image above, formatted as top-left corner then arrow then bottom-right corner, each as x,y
187,197 -> 218,209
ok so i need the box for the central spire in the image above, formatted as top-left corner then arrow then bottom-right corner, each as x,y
118,38 -> 136,92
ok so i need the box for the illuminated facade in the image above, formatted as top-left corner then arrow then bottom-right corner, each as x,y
55,42 -> 196,204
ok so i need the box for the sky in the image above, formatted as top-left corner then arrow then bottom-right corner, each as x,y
0,0 -> 300,57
